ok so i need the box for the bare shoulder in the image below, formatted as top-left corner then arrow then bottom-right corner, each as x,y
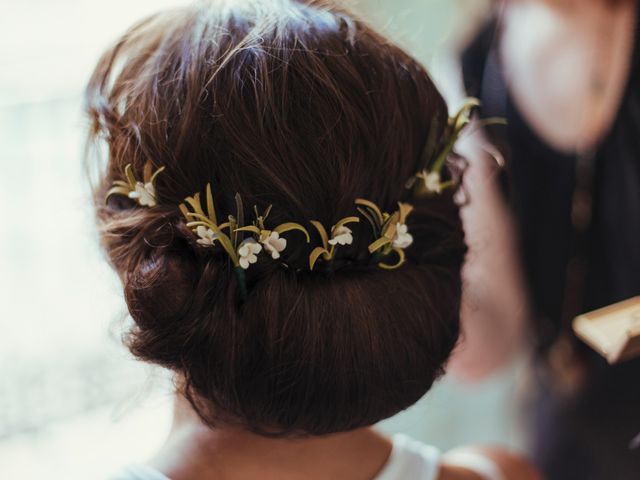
438,447 -> 542,480
438,463 -> 486,480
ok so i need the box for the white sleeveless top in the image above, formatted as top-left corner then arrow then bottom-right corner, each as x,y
111,434 -> 441,480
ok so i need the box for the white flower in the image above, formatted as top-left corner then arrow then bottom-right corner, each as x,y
196,225 -> 218,246
128,181 -> 157,206
237,238 -> 262,269
260,231 -> 287,259
392,223 -> 413,249
328,225 -> 353,246
424,171 -> 442,194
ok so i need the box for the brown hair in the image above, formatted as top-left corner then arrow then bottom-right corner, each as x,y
85,0 -> 466,436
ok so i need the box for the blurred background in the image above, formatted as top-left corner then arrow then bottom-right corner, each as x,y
0,1 -> 528,479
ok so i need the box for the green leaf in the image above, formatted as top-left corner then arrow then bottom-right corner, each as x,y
356,207 -> 380,237
368,237 -> 391,254
235,225 -> 261,235
105,186 -> 131,203
124,164 -> 137,189
430,136 -> 456,174
380,211 -> 400,234
475,117 -> 507,130
185,193 -> 205,218
205,227 -> 238,266
310,220 -> 329,249
309,247 -> 329,270
438,180 -> 455,192
355,199 -> 384,224
430,98 -> 481,174
205,183 -> 217,225
453,98 -> 480,131
186,220 -> 214,229
378,247 -> 405,270
234,194 -> 246,244
235,193 -> 245,229
397,203 -> 413,224
228,215 -> 238,247
179,203 -> 190,221
263,204 -> 273,221
184,211 -> 215,225
404,176 -> 418,190
143,162 -> 152,183
274,223 -> 311,243
235,267 -> 248,301
333,216 -> 360,232
149,165 -> 165,184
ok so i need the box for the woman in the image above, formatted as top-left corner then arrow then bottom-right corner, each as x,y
458,0 -> 640,478
85,1 -> 539,479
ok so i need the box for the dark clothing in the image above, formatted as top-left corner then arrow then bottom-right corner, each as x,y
461,10 -> 640,480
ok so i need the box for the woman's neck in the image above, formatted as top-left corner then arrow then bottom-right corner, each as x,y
500,0 -> 637,152
147,394 -> 393,480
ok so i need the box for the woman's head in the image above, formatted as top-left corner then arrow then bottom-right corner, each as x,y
86,0 -> 466,436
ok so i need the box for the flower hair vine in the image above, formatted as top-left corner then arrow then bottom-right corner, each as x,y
234,205 -> 311,264
178,183 -> 310,299
405,97 -> 504,196
356,199 -> 413,270
308,216 -> 360,270
106,162 -> 165,207
103,98 -> 493,299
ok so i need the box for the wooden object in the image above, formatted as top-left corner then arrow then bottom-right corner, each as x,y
573,297 -> 640,364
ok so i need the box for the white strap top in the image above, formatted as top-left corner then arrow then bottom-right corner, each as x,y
111,464 -> 172,480
374,434 -> 442,480
110,434 -> 500,480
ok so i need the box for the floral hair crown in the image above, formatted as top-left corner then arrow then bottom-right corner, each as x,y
106,99 -> 481,299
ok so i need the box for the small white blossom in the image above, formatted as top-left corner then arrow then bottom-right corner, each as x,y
328,225 -> 353,246
392,223 -> 413,249
128,181 -> 157,206
238,238 -> 262,269
424,171 -> 442,194
196,225 -> 218,246
260,231 -> 287,259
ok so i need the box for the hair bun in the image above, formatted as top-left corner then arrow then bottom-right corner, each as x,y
88,0 -> 465,436
120,221 -> 200,366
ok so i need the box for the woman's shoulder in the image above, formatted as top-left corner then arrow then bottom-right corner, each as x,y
378,436 -> 525,480
108,435 -> 443,480
107,435 -> 527,480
